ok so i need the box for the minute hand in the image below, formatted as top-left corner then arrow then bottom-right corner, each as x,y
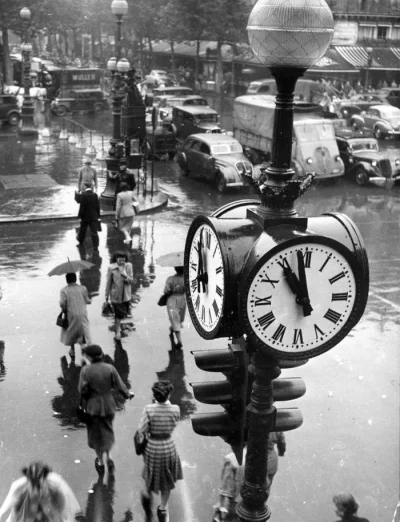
297,251 -> 313,317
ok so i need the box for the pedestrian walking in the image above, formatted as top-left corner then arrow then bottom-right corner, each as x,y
78,159 -> 98,193
60,272 -> 91,359
105,252 -> 134,341
164,267 -> 186,349
332,493 -> 370,522
137,380 -> 183,522
212,432 -> 286,521
75,181 -> 101,251
115,182 -> 138,245
0,461 -> 81,522
77,344 -> 134,474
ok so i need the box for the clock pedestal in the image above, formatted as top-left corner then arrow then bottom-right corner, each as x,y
236,352 -> 281,522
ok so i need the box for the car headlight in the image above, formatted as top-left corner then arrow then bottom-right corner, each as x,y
372,160 -> 377,167
395,159 -> 400,166
335,155 -> 341,162
244,162 -> 253,175
306,158 -> 313,164
349,158 -> 353,164
236,163 -> 245,175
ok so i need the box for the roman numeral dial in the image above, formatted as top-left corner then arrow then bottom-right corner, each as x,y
187,223 -> 225,335
244,242 -> 357,358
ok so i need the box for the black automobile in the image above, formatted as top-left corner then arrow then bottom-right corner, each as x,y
51,89 -> 109,116
336,129 -> 400,186
0,95 -> 21,125
337,95 -> 390,119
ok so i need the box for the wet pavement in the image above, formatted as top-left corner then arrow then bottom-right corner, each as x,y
0,112 -> 399,522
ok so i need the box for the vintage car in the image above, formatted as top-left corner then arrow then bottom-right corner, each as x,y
337,94 -> 390,118
172,105 -> 221,144
146,85 -> 193,106
350,105 -> 400,139
336,129 -> 400,186
154,95 -> 208,121
0,94 -> 20,125
377,87 -> 400,109
176,133 -> 253,192
51,88 -> 109,115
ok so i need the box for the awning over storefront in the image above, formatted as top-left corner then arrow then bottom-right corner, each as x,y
335,46 -> 400,70
308,47 -> 359,73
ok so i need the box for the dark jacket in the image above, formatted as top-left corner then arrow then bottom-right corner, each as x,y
75,189 -> 100,222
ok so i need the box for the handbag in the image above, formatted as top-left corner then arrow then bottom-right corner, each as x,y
132,199 -> 140,215
76,398 -> 91,424
101,301 -> 114,317
56,311 -> 68,329
134,430 -> 148,455
158,294 -> 169,307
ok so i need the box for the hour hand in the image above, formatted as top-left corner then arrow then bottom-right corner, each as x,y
297,251 -> 313,317
283,264 -> 301,297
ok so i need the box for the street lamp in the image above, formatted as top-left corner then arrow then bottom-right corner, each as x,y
365,46 -> 373,91
234,1 -> 334,520
101,0 -> 129,203
19,7 -> 38,137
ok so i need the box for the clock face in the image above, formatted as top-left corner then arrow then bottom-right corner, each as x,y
186,223 -> 225,337
243,241 -> 357,358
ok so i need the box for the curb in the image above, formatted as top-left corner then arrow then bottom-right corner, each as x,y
0,192 -> 168,225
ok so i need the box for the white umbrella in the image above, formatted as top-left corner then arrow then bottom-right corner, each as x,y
156,251 -> 184,267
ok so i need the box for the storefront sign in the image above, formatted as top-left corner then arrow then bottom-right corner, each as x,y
332,22 -> 358,46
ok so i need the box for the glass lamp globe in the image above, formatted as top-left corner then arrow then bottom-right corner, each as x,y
117,58 -> 130,73
247,0 -> 334,69
111,0 -> 128,16
107,57 -> 117,72
20,7 -> 31,21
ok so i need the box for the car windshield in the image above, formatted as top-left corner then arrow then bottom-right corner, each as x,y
194,114 -> 218,123
350,141 -> 379,152
211,143 -> 243,155
296,121 -> 335,142
247,84 -> 261,93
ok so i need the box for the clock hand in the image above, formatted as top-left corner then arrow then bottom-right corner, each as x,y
296,251 -> 313,317
197,230 -> 206,293
282,265 -> 302,297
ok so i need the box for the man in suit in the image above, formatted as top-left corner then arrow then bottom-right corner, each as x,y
75,181 -> 100,251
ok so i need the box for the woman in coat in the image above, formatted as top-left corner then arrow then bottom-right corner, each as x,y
78,344 -> 134,474
60,272 -> 91,358
136,380 -> 183,522
164,267 -> 186,349
105,252 -> 134,341
0,461 -> 80,522
115,182 -> 138,244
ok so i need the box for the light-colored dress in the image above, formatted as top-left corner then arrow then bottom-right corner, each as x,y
0,472 -> 80,522
116,190 -> 136,236
59,283 -> 91,346
137,401 -> 183,494
164,274 -> 186,332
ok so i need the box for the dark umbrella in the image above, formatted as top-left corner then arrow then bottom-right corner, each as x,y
48,258 -> 94,276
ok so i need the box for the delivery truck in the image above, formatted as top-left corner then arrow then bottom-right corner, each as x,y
233,95 -> 344,180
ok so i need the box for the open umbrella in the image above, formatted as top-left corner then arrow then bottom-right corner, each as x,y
48,258 -> 95,276
156,251 -> 184,267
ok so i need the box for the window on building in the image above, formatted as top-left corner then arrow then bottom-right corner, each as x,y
359,24 -> 376,40
377,26 -> 389,40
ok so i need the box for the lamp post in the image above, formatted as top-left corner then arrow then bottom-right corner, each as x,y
101,0 -> 129,203
365,46 -> 373,91
19,7 -> 38,137
234,1 -> 334,521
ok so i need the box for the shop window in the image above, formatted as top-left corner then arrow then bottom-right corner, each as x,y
377,26 -> 389,40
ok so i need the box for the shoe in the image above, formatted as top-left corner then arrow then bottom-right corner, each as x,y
107,458 -> 115,473
157,506 -> 168,522
175,342 -> 183,350
141,493 -> 153,521
94,458 -> 105,474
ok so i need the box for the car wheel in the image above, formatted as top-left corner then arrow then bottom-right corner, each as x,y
374,127 -> 383,140
55,105 -> 68,117
94,103 -> 105,113
355,168 -> 369,186
216,173 -> 227,193
177,156 -> 189,175
8,113 -> 20,126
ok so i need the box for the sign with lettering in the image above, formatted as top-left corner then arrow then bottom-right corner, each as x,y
62,69 -> 102,86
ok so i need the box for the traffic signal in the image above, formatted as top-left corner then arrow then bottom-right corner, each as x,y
272,377 -> 306,431
190,338 -> 249,464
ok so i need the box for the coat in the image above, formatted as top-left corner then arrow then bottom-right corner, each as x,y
105,262 -> 133,303
116,190 -> 136,219
78,361 -> 130,416
75,190 -> 100,222
59,283 -> 91,346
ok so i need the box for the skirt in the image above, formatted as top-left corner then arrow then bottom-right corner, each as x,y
167,294 -> 186,332
87,414 -> 115,453
118,216 -> 134,234
112,301 -> 130,319
142,438 -> 183,494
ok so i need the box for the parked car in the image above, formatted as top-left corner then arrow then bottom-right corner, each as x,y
146,69 -> 169,83
336,129 -> 400,186
246,78 -> 321,103
172,105 -> 221,143
154,95 -> 208,122
350,105 -> 400,139
176,134 -> 253,192
338,94 -> 390,118
0,95 -> 20,125
51,89 -> 109,115
377,87 -> 400,108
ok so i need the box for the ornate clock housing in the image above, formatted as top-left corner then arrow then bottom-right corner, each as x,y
239,216 -> 369,359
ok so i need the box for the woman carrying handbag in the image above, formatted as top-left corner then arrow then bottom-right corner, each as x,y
105,251 -> 133,341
